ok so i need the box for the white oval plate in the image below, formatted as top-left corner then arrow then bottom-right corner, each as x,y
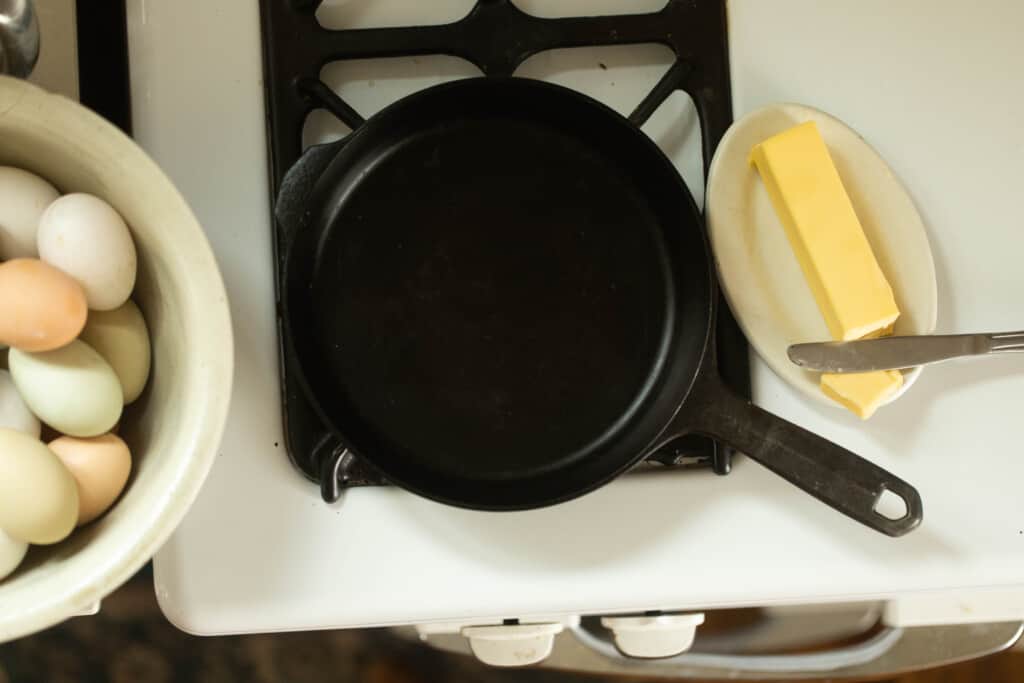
707,103 -> 937,410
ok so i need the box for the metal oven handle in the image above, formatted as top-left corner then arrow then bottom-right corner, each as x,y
0,0 -> 39,78
560,621 -> 1023,680
411,619 -> 1023,679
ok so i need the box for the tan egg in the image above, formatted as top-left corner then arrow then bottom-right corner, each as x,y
0,259 -> 88,352
79,299 -> 151,403
0,166 -> 59,259
0,369 -> 40,437
0,527 -> 28,581
0,428 -> 79,544
48,433 -> 132,526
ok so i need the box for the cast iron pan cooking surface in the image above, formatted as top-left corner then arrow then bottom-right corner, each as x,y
280,78 -> 923,536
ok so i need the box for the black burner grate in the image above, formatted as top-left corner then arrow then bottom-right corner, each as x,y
258,0 -> 749,497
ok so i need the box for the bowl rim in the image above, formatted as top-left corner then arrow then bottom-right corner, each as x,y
0,75 -> 234,642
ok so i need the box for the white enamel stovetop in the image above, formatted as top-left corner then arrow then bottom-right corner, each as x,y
131,0 -> 1024,634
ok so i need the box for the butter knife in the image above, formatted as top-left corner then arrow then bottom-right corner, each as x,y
787,331 -> 1024,373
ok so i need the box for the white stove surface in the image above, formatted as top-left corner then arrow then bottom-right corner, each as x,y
135,0 -> 1024,634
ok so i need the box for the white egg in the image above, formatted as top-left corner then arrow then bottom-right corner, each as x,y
0,166 -> 59,259
79,299 -> 151,404
0,428 -> 79,545
9,339 -> 123,437
0,527 -> 29,581
37,193 -> 137,311
0,369 -> 41,437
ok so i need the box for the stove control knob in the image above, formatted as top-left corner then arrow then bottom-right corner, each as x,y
461,622 -> 564,667
601,613 -> 705,659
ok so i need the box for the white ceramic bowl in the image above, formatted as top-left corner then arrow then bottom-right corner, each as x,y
0,76 -> 233,641
707,103 -> 937,410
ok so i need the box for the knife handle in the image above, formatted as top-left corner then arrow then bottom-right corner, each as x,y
986,331 -> 1024,352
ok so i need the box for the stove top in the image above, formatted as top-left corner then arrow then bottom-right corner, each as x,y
143,0 -> 1024,636
258,0 -> 750,500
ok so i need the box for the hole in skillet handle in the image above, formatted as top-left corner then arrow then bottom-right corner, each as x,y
676,371 -> 924,537
865,484 -> 920,536
874,487 -> 909,521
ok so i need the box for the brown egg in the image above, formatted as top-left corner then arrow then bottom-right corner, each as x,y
0,258 -> 88,352
48,433 -> 132,526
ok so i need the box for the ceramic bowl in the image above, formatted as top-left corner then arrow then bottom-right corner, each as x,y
0,76 -> 232,641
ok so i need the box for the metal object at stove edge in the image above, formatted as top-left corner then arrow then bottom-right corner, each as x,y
0,0 -> 38,78
317,436 -> 389,503
788,330 -> 1024,373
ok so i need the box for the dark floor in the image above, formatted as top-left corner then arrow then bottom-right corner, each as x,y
1,571 -> 1021,683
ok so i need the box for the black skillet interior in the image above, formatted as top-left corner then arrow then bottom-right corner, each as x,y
283,77 -> 923,535
283,78 -> 709,509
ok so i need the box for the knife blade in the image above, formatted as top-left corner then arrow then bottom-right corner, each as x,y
787,331 -> 1024,373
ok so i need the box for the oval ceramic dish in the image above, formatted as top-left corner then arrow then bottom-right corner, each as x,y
707,103 -> 937,410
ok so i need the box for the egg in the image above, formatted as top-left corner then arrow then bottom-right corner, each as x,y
79,299 -> 151,404
49,433 -> 132,526
0,166 -> 59,259
37,193 -> 137,311
0,527 -> 29,581
9,339 -> 123,437
0,369 -> 40,437
0,258 -> 88,352
0,428 -> 79,544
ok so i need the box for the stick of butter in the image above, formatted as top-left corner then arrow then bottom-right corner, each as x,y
821,370 -> 903,419
750,120 -> 902,419
749,121 -> 899,341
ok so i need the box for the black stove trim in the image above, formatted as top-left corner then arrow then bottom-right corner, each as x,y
76,0 -> 132,135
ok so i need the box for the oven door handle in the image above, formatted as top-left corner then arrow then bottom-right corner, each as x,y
562,621 -> 1022,680
411,619 -> 1023,679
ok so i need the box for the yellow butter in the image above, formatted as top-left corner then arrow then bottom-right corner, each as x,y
749,121 -> 899,341
821,370 -> 903,420
750,120 -> 904,419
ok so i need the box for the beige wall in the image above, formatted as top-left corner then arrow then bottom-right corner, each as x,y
27,0 -> 78,99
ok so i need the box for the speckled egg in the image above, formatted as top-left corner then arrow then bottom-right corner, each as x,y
37,193 -> 137,311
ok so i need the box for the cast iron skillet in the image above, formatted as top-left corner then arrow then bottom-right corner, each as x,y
278,77 -> 922,536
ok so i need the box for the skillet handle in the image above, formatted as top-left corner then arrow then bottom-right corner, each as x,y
681,377 -> 923,537
274,138 -> 346,238
276,78 -> 365,237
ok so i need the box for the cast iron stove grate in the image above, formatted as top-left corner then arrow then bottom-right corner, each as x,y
258,0 -> 750,501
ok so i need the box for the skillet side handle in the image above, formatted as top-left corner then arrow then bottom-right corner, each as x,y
682,378 -> 923,537
274,138 -> 347,239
